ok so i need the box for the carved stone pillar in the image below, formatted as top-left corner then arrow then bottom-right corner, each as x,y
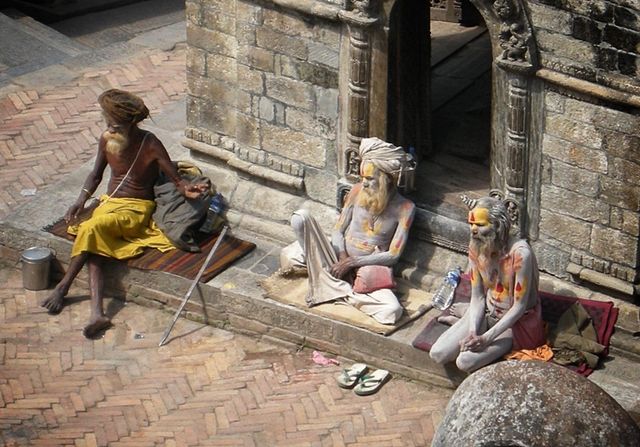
490,0 -> 536,238
338,9 -> 378,187
503,74 -> 529,236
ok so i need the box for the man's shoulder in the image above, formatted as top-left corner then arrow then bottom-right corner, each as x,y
508,238 -> 533,255
143,130 -> 159,144
391,192 -> 415,211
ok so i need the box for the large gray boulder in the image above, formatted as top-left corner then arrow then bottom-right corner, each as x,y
433,360 -> 640,447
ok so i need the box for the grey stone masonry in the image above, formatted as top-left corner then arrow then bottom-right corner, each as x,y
539,88 -> 640,284
529,0 -> 640,92
184,0 -> 341,207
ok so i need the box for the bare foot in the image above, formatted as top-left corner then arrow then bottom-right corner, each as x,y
83,316 -> 112,338
41,288 -> 65,314
449,302 -> 469,318
437,315 -> 460,326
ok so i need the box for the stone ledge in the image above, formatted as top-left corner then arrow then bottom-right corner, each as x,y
537,68 -> 640,108
262,0 -> 342,22
567,262 -> 639,297
183,137 -> 304,190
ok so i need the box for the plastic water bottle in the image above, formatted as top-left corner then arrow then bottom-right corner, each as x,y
432,267 -> 462,311
200,193 -> 225,233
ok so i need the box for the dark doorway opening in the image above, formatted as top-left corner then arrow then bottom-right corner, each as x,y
387,0 -> 430,158
388,2 -> 492,229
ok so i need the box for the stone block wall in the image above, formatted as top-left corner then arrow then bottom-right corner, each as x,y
525,0 -> 640,290
535,91 -> 640,285
524,0 -> 640,94
527,0 -> 640,90
184,0 -> 342,211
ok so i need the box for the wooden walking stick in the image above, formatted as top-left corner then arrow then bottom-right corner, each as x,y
159,225 -> 229,346
384,303 -> 434,337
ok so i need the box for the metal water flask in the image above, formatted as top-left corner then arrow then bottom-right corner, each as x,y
432,267 -> 462,311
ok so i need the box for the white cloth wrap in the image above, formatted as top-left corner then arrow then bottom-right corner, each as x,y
359,137 -> 409,176
280,209 -> 403,325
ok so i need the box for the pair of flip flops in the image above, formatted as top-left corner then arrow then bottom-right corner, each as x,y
336,363 -> 390,396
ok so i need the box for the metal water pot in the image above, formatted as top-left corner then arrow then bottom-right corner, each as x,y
21,246 -> 54,290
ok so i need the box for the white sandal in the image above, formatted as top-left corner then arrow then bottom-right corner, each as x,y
336,363 -> 368,388
353,369 -> 390,396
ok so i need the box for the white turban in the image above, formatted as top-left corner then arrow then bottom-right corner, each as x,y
358,137 -> 410,176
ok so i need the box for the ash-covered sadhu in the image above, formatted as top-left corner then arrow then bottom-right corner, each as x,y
429,195 -> 546,372
280,137 -> 415,325
42,89 -> 210,338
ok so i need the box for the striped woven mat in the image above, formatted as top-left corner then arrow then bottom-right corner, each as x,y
45,213 -> 255,283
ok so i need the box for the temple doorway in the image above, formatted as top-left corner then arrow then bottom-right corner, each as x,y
388,1 -> 492,227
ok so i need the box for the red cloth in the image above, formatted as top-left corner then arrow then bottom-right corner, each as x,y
511,299 -> 546,350
352,265 -> 396,293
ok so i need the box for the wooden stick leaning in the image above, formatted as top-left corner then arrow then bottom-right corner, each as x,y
158,225 -> 229,346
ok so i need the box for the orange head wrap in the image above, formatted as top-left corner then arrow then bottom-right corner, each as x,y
98,89 -> 149,125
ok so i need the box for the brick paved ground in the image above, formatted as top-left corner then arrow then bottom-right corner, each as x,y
0,44 -> 186,219
0,261 -> 452,446
0,13 -> 454,447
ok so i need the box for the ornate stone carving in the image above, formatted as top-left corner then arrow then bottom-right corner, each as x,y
338,8 -> 378,182
336,182 -> 353,210
493,0 -> 530,63
348,0 -> 378,17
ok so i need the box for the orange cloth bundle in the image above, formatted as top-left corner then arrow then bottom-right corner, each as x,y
505,344 -> 554,362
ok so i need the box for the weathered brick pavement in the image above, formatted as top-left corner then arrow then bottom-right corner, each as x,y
0,44 -> 187,219
0,261 -> 452,446
0,12 -> 453,446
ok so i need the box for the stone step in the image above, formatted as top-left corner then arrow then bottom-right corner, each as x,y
431,21 -> 487,67
5,0 -> 144,23
0,10 -> 89,83
431,28 -> 492,111
3,9 -> 89,57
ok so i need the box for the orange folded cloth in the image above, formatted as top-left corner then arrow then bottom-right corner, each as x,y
504,344 -> 554,362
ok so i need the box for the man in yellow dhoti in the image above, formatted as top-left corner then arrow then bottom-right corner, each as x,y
42,89 -> 208,337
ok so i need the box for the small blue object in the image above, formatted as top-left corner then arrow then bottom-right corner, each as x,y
209,193 -> 225,214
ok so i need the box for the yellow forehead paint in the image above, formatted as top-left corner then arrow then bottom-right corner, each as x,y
360,162 -> 376,177
468,207 -> 490,226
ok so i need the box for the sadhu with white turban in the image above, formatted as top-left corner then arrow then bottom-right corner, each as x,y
359,137 -> 411,181
42,89 -> 209,338
280,137 -> 416,326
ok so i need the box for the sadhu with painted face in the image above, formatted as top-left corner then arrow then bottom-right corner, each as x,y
42,89 -> 209,337
429,196 -> 546,372
280,137 -> 416,325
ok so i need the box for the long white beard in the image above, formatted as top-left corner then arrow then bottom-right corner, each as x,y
103,131 -> 128,155
470,230 -> 499,261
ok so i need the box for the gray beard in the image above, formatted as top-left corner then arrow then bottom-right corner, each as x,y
470,232 -> 499,259
360,184 -> 391,215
